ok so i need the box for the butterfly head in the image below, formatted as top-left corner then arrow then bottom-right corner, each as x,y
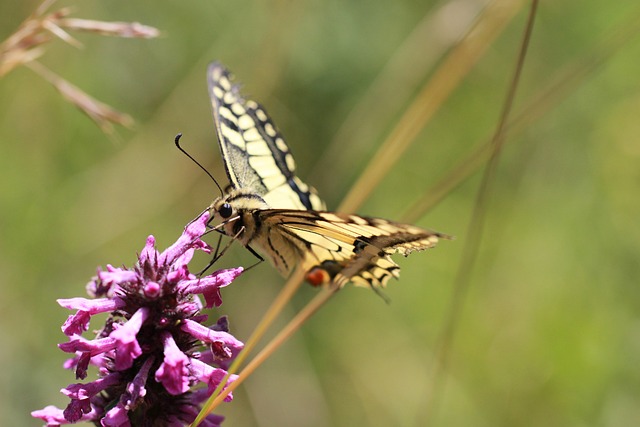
208,189 -> 269,241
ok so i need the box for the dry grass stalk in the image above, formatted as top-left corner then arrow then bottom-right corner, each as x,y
27,61 -> 134,134
0,0 -> 159,134
337,0 -> 525,213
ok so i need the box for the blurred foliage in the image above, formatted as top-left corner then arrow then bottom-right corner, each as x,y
1,0 -> 639,426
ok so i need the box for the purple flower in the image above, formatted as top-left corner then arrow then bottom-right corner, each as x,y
33,212 -> 244,426
155,331 -> 191,395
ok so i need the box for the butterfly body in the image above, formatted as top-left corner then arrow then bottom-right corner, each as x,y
210,190 -> 301,275
207,62 -> 448,289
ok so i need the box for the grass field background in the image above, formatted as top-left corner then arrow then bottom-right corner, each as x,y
1,1 -> 639,426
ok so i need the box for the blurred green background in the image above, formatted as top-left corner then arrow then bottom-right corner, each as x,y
1,0 -> 639,426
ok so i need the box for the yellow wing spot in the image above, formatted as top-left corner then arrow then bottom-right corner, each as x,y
320,213 -> 343,223
309,194 -> 324,209
242,128 -> 261,142
264,123 -> 277,137
231,103 -> 245,116
219,76 -> 232,91
224,126 -> 246,148
427,235 -> 440,244
246,140 -> 273,156
275,137 -> 288,153
238,114 -> 254,130
285,154 -> 296,172
262,174 -> 287,190
350,216 -> 369,225
377,257 -> 397,269
349,224 -> 379,237
249,155 -> 279,174
255,108 -> 268,122
307,232 -> 343,251
219,107 -> 238,126
293,178 -> 308,192
213,86 -> 224,99
376,223 -> 402,234
223,92 -> 236,105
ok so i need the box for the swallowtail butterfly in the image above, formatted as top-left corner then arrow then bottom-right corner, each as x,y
207,62 -> 448,289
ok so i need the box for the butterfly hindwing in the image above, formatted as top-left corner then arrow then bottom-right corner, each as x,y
255,210 -> 446,288
207,62 -> 325,211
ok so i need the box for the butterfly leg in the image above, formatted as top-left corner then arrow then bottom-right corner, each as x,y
243,245 -> 265,272
211,233 -> 223,261
197,228 -> 243,276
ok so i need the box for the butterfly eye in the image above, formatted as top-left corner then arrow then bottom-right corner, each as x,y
219,203 -> 233,219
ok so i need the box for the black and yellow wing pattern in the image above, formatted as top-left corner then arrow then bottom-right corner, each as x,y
208,62 -> 325,211
256,210 -> 444,288
207,62 -> 448,289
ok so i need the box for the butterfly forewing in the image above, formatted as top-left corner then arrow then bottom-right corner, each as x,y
207,62 -> 325,211
207,62 -> 448,289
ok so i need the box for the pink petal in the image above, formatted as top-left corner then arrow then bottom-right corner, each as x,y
109,308 -> 149,370
154,332 -> 190,395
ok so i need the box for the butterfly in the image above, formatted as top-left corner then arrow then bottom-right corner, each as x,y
206,61 -> 449,289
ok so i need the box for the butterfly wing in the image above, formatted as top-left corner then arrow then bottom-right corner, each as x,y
207,62 -> 325,211
206,62 -> 448,288
255,209 -> 448,288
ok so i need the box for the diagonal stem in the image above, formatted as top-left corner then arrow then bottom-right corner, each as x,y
338,0 -> 525,214
198,282 -> 342,412
401,5 -> 640,224
193,266 -> 307,426
421,0 -> 538,424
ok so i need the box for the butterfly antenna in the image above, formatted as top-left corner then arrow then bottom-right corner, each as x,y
174,133 -> 224,197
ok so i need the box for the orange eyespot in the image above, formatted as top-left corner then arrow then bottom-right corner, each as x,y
305,267 -> 329,287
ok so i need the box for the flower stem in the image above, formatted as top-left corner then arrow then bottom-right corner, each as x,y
198,281 -> 341,419
193,265 -> 308,425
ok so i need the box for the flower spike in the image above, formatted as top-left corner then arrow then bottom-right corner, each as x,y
33,212 -> 243,426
